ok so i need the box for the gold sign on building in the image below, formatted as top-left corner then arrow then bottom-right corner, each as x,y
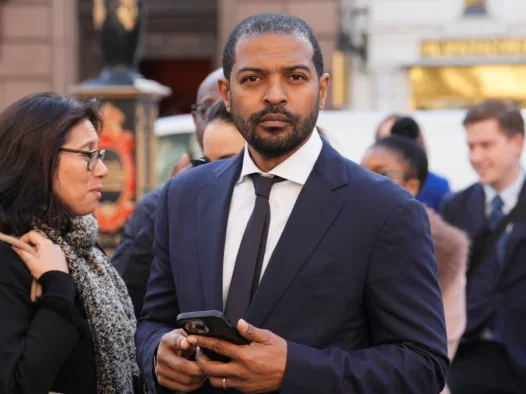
421,38 -> 526,58
410,65 -> 526,110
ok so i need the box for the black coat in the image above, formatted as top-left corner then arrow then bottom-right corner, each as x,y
111,188 -> 162,318
0,241 -> 96,394
441,182 -> 526,390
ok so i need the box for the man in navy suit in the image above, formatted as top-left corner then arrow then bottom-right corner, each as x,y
442,100 -> 526,394
135,13 -> 448,394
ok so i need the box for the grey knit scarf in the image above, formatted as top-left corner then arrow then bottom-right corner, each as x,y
34,215 -> 140,394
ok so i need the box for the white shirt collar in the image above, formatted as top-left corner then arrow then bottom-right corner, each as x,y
238,130 -> 323,186
483,169 -> 526,214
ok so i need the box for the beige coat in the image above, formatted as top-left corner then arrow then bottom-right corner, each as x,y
426,207 -> 470,394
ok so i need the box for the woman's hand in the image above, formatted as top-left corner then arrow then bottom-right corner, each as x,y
12,231 -> 68,279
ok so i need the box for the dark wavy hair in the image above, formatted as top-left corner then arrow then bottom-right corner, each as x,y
0,93 -> 102,235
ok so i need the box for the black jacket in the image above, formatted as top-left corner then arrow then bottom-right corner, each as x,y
111,188 -> 162,318
0,241 -> 96,394
441,182 -> 526,389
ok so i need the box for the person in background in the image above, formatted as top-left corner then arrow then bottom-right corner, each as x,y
112,99 -> 245,318
375,114 -> 452,211
200,100 -> 246,163
0,93 -> 141,394
442,100 -> 526,394
375,113 -> 403,140
192,68 -> 225,149
169,68 -> 225,174
361,134 -> 469,394
111,68 -> 223,275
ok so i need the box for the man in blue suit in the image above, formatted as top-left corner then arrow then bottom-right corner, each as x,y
135,13 -> 448,394
442,100 -> 526,394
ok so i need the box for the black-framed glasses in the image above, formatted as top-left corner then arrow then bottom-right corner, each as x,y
190,103 -> 210,119
376,171 -> 409,180
59,148 -> 106,171
191,156 -> 210,168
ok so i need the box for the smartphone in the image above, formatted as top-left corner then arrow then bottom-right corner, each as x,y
176,310 -> 250,362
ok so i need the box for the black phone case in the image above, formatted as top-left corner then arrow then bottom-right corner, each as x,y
177,310 -> 250,363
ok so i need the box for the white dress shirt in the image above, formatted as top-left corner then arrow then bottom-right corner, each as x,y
222,131 -> 323,306
483,169 -> 526,217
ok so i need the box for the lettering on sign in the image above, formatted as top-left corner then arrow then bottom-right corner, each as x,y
421,39 -> 526,58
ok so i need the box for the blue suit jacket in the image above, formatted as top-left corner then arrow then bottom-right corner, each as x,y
416,171 -> 451,212
441,182 -> 526,386
135,141 -> 448,394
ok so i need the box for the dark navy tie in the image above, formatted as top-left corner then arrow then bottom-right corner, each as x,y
225,174 -> 283,325
488,195 -> 507,341
489,195 -> 507,266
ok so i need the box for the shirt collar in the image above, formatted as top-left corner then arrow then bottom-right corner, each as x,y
238,130 -> 323,186
483,169 -> 526,213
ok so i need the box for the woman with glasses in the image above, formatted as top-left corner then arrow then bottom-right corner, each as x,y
0,93 -> 141,393
361,131 -> 469,394
375,115 -> 452,211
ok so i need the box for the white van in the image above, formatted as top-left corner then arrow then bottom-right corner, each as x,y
154,114 -> 201,187
154,110 -> 526,192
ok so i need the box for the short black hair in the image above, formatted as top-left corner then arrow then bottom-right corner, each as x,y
205,100 -> 234,126
222,13 -> 324,80
390,116 -> 421,140
0,93 -> 101,235
373,135 -> 429,192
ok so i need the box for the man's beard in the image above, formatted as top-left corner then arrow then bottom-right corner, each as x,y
230,97 -> 319,159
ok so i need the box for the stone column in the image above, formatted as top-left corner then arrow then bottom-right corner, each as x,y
374,67 -> 410,111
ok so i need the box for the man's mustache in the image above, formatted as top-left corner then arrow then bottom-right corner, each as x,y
249,106 -> 300,125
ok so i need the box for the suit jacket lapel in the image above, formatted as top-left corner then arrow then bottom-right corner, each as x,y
469,184 -> 487,237
197,153 -> 243,311
245,142 -> 347,328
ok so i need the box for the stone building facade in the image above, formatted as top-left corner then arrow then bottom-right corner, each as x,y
0,0 -> 78,110
347,0 -> 526,110
0,0 -> 341,112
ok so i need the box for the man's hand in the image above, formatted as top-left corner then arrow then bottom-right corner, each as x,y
156,329 -> 207,392
188,319 -> 287,394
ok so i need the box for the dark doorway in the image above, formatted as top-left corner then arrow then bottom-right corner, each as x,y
140,59 -> 214,117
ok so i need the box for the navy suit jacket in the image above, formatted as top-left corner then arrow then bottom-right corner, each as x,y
441,182 -> 526,386
135,141 -> 448,394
